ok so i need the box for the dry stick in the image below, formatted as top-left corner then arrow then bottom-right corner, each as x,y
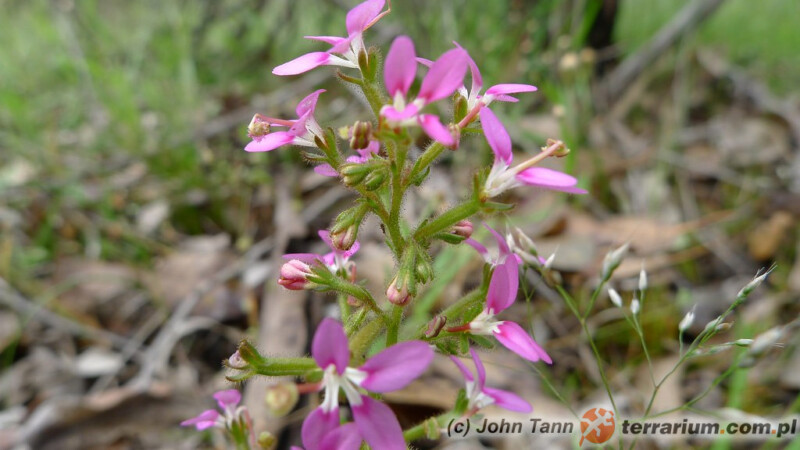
603,0 -> 726,102
0,277 -> 132,351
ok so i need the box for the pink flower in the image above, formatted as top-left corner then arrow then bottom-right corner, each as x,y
451,348 -> 532,413
301,318 -> 434,450
278,259 -> 315,290
245,90 -> 325,152
273,0 -> 389,76
467,243 -> 552,364
314,141 -> 380,177
480,107 -> 587,197
181,389 -> 246,431
455,42 -> 538,110
379,36 -> 468,147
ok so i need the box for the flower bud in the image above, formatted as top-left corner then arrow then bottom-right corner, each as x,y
340,163 -> 371,186
679,309 -> 695,332
248,114 -> 270,139
601,243 -> 629,281
363,168 -> 387,191
733,339 -> 753,347
386,276 -> 412,306
608,288 -> 623,308
631,298 -> 640,316
278,259 -> 313,290
237,339 -> 263,367
227,350 -> 246,369
425,315 -> 447,339
639,265 -> 648,292
330,226 -> 358,252
736,267 -> 773,301
452,220 -> 473,239
415,258 -> 434,284
329,202 -> 368,251
264,383 -> 299,417
349,121 -> 373,150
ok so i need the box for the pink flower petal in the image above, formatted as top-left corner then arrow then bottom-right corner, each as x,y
494,321 -> 552,364
318,230 -> 333,247
515,167 -> 587,194
346,0 -> 385,34
493,94 -> 520,103
180,409 -> 219,430
312,318 -> 350,374
328,34 -> 357,54
314,164 -> 339,177
384,36 -> 417,96
464,238 -> 489,261
486,260 -> 518,314
485,83 -> 537,96
245,132 -> 295,152
482,386 -> 533,413
453,41 -> 483,94
358,341 -> 433,392
305,35 -> 346,46
479,108 -> 512,165
302,407 -> 340,450
419,114 -> 454,146
418,48 -> 468,103
213,389 -> 241,410
273,52 -> 332,76
469,348 -> 487,389
449,355 -> 475,383
352,395 -> 405,450
320,423 -> 362,450
381,104 -> 419,121
296,89 -> 326,117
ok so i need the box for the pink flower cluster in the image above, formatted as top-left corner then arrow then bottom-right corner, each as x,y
183,0 -> 590,448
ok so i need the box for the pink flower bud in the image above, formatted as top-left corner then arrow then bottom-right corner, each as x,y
331,226 -> 358,251
386,277 -> 411,306
278,259 -> 313,290
452,219 -> 473,239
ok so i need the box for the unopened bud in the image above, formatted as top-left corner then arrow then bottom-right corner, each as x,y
415,259 -> 433,284
248,114 -> 270,139
639,265 -> 648,292
602,243 -> 629,280
237,340 -> 263,366
608,288 -> 623,307
715,322 -> 732,332
227,350 -> 246,369
278,259 -> 313,290
330,226 -> 358,251
386,276 -> 412,306
340,163 -> 371,186
631,298 -> 640,316
736,267 -> 773,300
425,315 -> 447,339
679,309 -> 695,332
733,339 -> 753,347
349,121 -> 373,150
265,383 -> 299,417
452,220 -> 473,239
363,169 -> 387,191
